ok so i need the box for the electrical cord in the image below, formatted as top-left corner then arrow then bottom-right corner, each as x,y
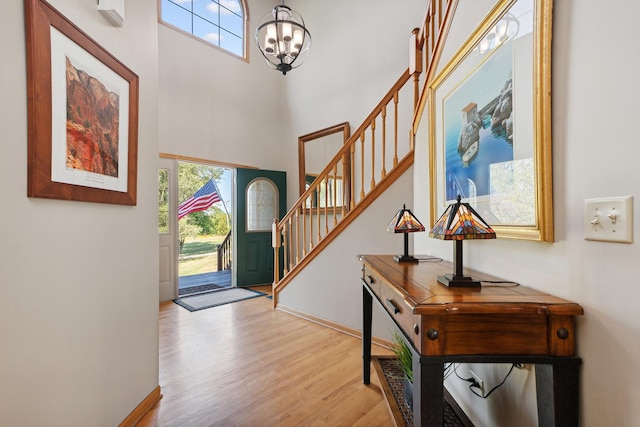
470,364 -> 516,398
454,363 -> 517,399
417,256 -> 443,262
443,362 -> 457,381
453,363 -> 478,387
479,280 -> 520,288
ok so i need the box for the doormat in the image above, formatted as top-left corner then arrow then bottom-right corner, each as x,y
373,356 -> 474,427
173,288 -> 266,312
179,283 -> 227,296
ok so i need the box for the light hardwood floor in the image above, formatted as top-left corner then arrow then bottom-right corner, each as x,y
137,285 -> 394,427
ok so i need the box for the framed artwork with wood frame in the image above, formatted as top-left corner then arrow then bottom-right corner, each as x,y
24,0 -> 139,205
427,0 -> 553,241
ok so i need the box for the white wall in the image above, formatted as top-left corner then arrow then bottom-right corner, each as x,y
0,1 -> 160,426
156,0 -> 640,425
278,168 -> 415,340
3,0 -> 635,425
157,0 -> 426,343
157,0 -> 289,172
157,0 -> 424,206
279,0 -> 426,206
270,0 -> 640,426
413,1 -> 640,426
271,0 -> 427,350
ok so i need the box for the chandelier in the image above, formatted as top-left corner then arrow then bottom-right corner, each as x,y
255,2 -> 311,75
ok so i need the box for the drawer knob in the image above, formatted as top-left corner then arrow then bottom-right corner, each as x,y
367,275 -> 376,284
426,328 -> 439,340
413,324 -> 420,335
557,327 -> 569,340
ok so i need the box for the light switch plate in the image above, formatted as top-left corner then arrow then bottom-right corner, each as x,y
584,196 -> 633,243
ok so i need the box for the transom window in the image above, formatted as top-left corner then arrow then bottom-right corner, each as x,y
159,0 -> 247,59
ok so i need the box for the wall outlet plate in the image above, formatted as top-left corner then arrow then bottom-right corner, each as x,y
584,196 -> 633,243
469,369 -> 485,397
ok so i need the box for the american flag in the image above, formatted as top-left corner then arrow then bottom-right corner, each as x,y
178,179 -> 221,220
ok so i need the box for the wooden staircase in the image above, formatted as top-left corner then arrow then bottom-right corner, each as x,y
272,0 -> 457,301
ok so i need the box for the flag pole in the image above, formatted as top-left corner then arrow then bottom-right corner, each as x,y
212,179 -> 230,229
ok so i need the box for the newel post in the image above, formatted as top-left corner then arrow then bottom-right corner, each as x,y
272,218 -> 281,287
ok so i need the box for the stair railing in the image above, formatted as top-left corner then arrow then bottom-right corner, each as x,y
272,0 -> 456,295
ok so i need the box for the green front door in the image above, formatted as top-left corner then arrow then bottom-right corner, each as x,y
236,168 -> 286,287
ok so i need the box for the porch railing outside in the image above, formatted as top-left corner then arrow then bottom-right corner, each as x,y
217,230 -> 232,271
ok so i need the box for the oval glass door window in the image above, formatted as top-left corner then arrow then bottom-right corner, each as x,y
246,178 -> 278,231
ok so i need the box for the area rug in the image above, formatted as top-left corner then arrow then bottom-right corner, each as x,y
373,356 -> 474,427
174,288 -> 266,312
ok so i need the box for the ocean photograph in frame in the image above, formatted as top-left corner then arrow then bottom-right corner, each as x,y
428,0 -> 554,241
25,0 -> 139,205
442,43 -> 515,203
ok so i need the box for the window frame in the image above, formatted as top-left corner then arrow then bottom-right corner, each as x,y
158,0 -> 250,62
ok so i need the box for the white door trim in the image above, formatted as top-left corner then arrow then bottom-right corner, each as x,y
159,157 -> 178,301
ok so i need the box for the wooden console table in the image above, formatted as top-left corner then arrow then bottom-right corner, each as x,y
360,255 -> 583,427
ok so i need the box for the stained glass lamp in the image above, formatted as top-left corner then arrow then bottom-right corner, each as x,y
387,204 -> 425,263
429,195 -> 496,287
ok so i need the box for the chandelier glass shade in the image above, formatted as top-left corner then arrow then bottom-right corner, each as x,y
255,3 -> 311,75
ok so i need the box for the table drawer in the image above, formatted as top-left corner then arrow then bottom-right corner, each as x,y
362,265 -> 423,350
442,313 -> 549,355
378,281 -> 421,350
361,266 -> 381,298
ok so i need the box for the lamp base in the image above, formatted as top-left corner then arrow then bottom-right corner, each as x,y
437,274 -> 481,288
394,254 -> 420,263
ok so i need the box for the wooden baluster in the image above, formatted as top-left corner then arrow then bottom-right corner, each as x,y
309,193 -> 314,250
272,219 -> 280,285
324,177 -> 329,235
283,225 -> 289,276
370,120 -> 376,190
295,208 -> 300,264
425,30 -> 429,70
303,201 -> 307,257
287,216 -> 293,271
432,0 -> 437,51
317,182 -> 321,243
409,129 -> 416,150
333,164 -> 338,225
394,92 -> 399,167
360,133 -> 365,201
340,156 -> 347,218
350,144 -> 356,210
429,2 -> 434,55
381,105 -> 387,178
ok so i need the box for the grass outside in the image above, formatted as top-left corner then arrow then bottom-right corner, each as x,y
179,235 -> 226,277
